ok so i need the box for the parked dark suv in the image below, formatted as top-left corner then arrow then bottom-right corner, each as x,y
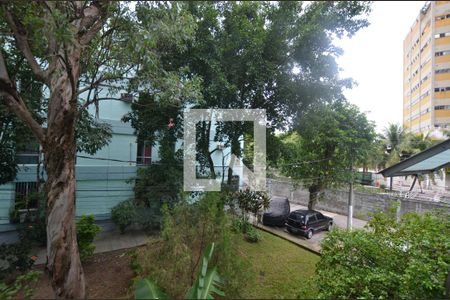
285,210 -> 333,239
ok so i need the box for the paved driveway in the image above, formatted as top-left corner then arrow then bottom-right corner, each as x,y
256,203 -> 367,253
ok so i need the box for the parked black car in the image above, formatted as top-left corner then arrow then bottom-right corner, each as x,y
262,196 -> 290,226
285,209 -> 333,239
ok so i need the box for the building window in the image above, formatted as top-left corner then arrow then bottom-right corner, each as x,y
434,87 -> 450,92
435,50 -> 450,56
15,182 -> 38,207
434,32 -> 450,38
10,182 -> 39,223
16,143 -> 39,165
434,105 -> 450,110
436,68 -> 450,74
137,141 -> 152,165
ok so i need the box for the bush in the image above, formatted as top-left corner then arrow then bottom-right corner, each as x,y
111,199 -> 163,233
225,188 -> 269,225
135,206 -> 162,232
135,192 -> 253,298
0,243 -> 33,279
76,215 -> 101,261
245,226 -> 262,243
316,209 -> 450,299
0,270 -> 40,299
14,192 -> 47,247
111,199 -> 136,233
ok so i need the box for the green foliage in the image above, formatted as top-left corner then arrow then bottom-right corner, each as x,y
76,215 -> 101,261
135,278 -> 167,300
279,101 -> 376,208
0,270 -> 40,299
135,193 -> 251,298
129,250 -> 142,276
135,243 -> 224,300
0,38 -> 44,185
15,192 -> 47,247
76,108 -> 112,155
0,243 -> 33,278
0,144 -> 17,185
159,1 -> 372,179
226,188 -> 270,225
133,161 -> 183,230
123,90 -> 184,232
244,226 -> 262,243
231,217 -> 252,234
317,210 -> 450,299
185,243 -> 224,299
111,199 -> 137,233
377,124 -> 439,169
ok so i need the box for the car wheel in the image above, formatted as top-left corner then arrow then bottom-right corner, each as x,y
326,222 -> 333,231
306,230 -> 313,239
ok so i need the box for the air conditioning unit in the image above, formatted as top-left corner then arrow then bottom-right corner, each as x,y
120,93 -> 133,102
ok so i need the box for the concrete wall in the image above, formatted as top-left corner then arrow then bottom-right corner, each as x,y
267,178 -> 450,219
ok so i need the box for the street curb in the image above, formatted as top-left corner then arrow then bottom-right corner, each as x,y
253,223 -> 322,256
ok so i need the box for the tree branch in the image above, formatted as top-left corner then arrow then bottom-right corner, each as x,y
0,51 -> 46,144
78,0 -> 110,45
2,7 -> 49,84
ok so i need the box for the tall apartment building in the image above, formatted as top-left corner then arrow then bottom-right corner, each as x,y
403,1 -> 450,134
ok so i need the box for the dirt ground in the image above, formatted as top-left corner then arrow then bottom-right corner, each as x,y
31,248 -> 136,299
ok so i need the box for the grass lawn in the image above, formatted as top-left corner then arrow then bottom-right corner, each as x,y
236,229 -> 320,299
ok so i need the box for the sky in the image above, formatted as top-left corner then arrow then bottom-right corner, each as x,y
335,1 -> 426,133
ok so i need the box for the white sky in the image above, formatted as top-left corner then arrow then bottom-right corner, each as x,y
335,1 -> 426,133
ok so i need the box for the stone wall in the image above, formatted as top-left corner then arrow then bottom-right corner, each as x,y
267,178 -> 450,220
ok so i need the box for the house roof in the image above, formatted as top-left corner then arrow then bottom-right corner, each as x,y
379,138 -> 450,177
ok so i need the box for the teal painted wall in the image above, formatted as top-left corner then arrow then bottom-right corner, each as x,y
0,100 -> 138,232
0,183 -> 14,226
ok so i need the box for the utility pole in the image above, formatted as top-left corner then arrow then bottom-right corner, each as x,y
347,153 -> 354,230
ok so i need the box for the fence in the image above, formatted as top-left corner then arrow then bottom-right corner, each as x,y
267,178 -> 450,220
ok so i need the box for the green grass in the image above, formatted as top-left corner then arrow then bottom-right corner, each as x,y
236,229 -> 320,299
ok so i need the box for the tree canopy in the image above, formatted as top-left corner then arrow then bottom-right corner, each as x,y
279,101 -> 376,209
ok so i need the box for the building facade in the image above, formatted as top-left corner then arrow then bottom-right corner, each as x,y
403,1 -> 450,134
0,98 -> 243,235
0,100 -> 139,233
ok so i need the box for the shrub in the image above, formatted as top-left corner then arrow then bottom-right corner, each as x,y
0,270 -> 40,299
14,192 -> 47,247
135,206 -> 162,232
226,188 -> 269,225
111,199 -> 136,233
76,215 -> 101,261
245,226 -> 262,243
136,192 -> 253,298
135,243 -> 224,299
0,243 -> 33,279
316,209 -> 450,299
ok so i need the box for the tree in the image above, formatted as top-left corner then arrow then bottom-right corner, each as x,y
280,101 -> 376,209
382,123 -> 406,153
317,209 -> 450,299
155,1 -> 372,183
0,2 -> 198,297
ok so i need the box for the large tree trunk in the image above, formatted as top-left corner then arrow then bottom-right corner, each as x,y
205,121 -> 216,179
227,136 -> 240,185
308,183 -> 323,210
43,43 -> 86,299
